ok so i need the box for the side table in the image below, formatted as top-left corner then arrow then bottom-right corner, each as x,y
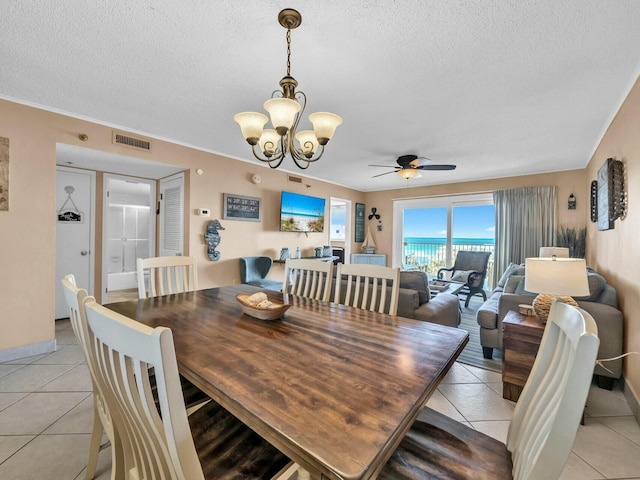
502,310 -> 545,402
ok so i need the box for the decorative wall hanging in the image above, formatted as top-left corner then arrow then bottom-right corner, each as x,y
223,193 -> 261,222
567,193 -> 576,210
597,158 -> 625,231
590,180 -> 598,223
368,207 -> 383,231
205,219 -> 225,261
57,186 -> 84,223
0,136 -> 8,211
355,203 -> 365,242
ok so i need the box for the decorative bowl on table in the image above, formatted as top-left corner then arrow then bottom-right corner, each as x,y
236,292 -> 290,321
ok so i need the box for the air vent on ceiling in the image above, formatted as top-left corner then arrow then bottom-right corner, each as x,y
112,131 -> 151,151
288,175 -> 303,184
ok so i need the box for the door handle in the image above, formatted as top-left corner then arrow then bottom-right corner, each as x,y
81,250 -> 88,256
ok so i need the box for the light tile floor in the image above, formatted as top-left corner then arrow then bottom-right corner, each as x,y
1,319 -> 640,479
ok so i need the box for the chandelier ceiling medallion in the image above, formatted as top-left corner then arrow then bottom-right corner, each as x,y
234,9 -> 342,170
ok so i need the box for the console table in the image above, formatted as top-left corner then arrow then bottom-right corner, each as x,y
351,253 -> 387,266
502,310 -> 545,402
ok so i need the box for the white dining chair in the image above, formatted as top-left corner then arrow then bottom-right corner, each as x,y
82,297 -> 293,480
136,255 -> 198,299
379,299 -> 600,480
334,263 -> 401,315
61,274 -> 123,480
283,258 -> 334,301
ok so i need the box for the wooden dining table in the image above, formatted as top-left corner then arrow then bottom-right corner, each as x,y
107,284 -> 469,480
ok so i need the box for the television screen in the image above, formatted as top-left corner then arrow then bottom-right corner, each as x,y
280,191 -> 326,232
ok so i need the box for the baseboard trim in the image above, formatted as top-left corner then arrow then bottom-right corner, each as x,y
0,340 -> 56,363
622,376 -> 640,423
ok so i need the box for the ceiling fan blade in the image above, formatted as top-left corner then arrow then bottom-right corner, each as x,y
409,157 -> 431,168
368,164 -> 400,168
418,164 -> 457,171
371,171 -> 397,178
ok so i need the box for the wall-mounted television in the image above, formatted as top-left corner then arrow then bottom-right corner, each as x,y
280,191 -> 326,232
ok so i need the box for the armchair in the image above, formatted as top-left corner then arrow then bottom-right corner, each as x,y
239,256 -> 283,291
438,250 -> 491,307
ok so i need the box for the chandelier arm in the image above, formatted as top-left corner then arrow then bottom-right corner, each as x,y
291,144 -> 326,165
250,144 -> 285,169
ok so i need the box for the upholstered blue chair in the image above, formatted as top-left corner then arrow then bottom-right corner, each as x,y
240,256 -> 283,291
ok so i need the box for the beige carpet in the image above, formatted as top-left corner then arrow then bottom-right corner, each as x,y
456,294 -> 503,373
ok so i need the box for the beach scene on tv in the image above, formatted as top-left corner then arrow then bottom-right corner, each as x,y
280,191 -> 325,232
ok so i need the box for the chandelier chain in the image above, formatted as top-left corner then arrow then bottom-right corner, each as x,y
286,28 -> 291,77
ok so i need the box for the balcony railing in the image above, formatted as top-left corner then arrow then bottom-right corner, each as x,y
402,240 -> 495,290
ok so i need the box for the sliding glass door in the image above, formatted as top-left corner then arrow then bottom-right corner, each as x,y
392,194 -> 495,288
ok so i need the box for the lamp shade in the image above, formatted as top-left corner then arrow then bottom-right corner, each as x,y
294,130 -> 319,155
397,168 -> 421,179
525,258 -> 589,296
264,98 -> 301,133
233,112 -> 268,144
539,246 -> 570,258
309,112 -> 342,144
258,129 -> 281,155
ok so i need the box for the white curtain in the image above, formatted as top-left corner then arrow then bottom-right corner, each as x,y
493,186 -> 558,286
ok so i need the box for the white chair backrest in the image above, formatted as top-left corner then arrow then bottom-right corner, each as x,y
137,256 -> 198,299
283,259 -> 333,301
84,297 -> 205,480
334,263 -> 400,315
507,299 -> 599,480
60,274 -> 124,478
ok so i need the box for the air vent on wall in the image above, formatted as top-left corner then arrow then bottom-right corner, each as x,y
112,131 -> 151,151
288,175 -> 303,184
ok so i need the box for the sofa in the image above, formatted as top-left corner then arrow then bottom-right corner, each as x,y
334,270 -> 461,327
476,263 -> 624,387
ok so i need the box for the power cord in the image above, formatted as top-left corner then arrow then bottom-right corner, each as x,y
596,352 -> 640,374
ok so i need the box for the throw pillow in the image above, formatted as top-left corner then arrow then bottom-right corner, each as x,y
515,276 -> 537,296
574,271 -> 606,302
451,270 -> 472,284
504,275 -> 524,294
497,263 -> 520,288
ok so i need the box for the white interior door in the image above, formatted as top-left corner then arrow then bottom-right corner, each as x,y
55,167 -> 95,319
159,172 -> 184,256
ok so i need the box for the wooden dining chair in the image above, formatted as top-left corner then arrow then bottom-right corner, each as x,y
334,263 -> 401,315
379,299 -> 600,480
82,297 -> 293,480
283,258 -> 334,301
61,274 -> 123,480
136,255 -> 198,299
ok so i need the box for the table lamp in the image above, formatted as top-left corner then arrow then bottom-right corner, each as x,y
524,257 -> 589,323
539,246 -> 569,258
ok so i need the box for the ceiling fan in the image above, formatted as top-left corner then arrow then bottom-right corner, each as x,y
369,155 -> 456,179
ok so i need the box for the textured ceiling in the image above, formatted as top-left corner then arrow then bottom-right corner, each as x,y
2,1 -> 640,192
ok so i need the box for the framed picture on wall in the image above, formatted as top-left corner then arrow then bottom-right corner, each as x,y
223,193 -> 261,222
355,202 -> 365,242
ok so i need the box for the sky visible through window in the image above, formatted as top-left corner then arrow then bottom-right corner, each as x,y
404,204 -> 495,240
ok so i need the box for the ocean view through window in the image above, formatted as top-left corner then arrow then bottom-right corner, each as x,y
393,195 -> 495,289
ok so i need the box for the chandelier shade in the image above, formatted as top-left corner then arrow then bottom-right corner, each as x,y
233,9 -> 341,170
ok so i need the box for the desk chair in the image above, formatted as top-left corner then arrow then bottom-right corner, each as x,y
334,263 -> 401,315
82,298 -> 293,480
283,258 -> 333,301
380,300 -> 599,480
136,256 -> 198,299
61,275 -> 123,480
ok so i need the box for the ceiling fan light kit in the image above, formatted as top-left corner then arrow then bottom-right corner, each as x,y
234,8 -> 342,170
398,168 -> 421,179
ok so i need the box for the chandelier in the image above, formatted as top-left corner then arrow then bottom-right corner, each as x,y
234,9 -> 342,170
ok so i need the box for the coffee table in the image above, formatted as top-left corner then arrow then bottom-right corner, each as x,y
429,279 -> 465,298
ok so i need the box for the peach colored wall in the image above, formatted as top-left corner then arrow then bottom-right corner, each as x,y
585,76 -> 640,400
363,170 -> 587,259
0,99 -> 364,352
